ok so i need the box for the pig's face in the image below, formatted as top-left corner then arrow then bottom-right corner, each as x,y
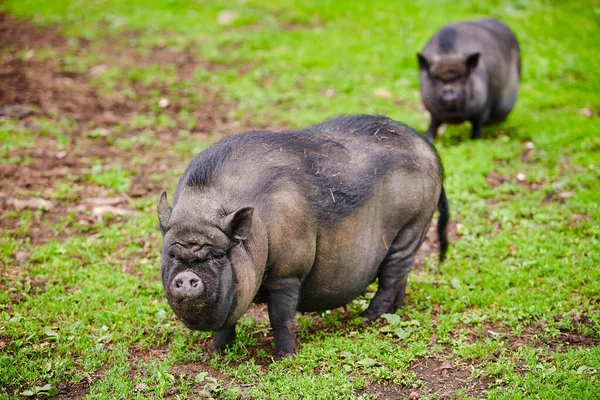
157,191 -> 253,331
418,52 -> 480,121
160,239 -> 236,330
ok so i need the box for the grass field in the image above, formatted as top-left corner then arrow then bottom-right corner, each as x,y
1,0 -> 599,398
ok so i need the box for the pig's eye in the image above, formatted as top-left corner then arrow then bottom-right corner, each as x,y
206,249 -> 227,261
167,244 -> 183,259
212,251 -> 227,260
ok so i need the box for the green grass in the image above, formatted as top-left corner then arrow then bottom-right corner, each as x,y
1,0 -> 599,399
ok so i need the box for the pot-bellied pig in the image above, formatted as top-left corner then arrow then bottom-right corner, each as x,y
157,114 -> 449,357
418,18 -> 521,140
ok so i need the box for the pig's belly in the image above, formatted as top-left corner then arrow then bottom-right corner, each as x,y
293,166 -> 439,313
296,206 -> 397,312
297,257 -> 384,312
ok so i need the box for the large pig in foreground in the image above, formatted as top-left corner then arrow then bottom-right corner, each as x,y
418,19 -> 521,140
157,114 -> 449,357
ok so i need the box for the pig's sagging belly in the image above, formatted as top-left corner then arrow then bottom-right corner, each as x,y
296,256 -> 384,312
296,205 -> 397,312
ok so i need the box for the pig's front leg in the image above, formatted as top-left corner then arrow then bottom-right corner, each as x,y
426,117 -> 442,141
209,325 -> 236,355
266,276 -> 301,358
470,118 -> 483,139
470,108 -> 489,139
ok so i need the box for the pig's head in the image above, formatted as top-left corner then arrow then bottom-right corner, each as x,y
157,190 -> 258,331
417,52 -> 481,120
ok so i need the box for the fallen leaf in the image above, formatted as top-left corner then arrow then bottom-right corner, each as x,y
7,197 -> 54,211
373,88 -> 393,99
217,10 -> 237,25
516,173 -> 526,182
409,391 -> 420,400
511,342 -> 523,350
73,204 -> 87,213
84,197 -> 126,207
438,359 -> 453,371
134,382 -> 148,392
322,88 -> 336,97
158,98 -> 170,108
578,108 -> 593,117
90,64 -> 108,76
92,206 -> 140,218
559,191 -> 574,199
14,251 -> 31,265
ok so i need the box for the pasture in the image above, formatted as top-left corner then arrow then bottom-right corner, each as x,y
1,0 -> 598,398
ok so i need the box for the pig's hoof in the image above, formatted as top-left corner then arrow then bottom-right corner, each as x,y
208,342 -> 223,356
361,310 -> 382,322
274,351 -> 295,360
208,339 -> 233,355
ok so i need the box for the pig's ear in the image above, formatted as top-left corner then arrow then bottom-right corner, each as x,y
417,53 -> 429,71
465,52 -> 480,73
224,207 -> 254,242
157,191 -> 172,233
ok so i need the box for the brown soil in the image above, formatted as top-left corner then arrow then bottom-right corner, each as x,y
485,170 -> 548,192
53,381 -> 91,400
0,12 -> 239,247
363,359 -> 492,399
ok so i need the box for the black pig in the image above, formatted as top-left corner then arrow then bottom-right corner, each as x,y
418,19 -> 520,140
158,115 -> 449,357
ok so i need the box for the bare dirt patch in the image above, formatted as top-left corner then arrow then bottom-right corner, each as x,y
0,13 -> 65,50
485,170 -> 548,192
53,381 -> 91,400
0,13 -> 234,129
0,13 -> 240,247
411,358 -> 491,399
363,358 -> 491,399
446,319 -> 599,356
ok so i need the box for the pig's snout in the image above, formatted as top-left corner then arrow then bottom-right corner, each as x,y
440,87 -> 460,104
171,271 -> 204,301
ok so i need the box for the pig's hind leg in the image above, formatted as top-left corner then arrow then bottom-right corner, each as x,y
363,223 -> 429,320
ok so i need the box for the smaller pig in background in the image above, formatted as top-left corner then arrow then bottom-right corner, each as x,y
417,18 -> 521,141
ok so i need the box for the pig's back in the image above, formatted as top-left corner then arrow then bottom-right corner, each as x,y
425,19 -> 519,63
470,19 -> 519,52
184,115 -> 441,226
